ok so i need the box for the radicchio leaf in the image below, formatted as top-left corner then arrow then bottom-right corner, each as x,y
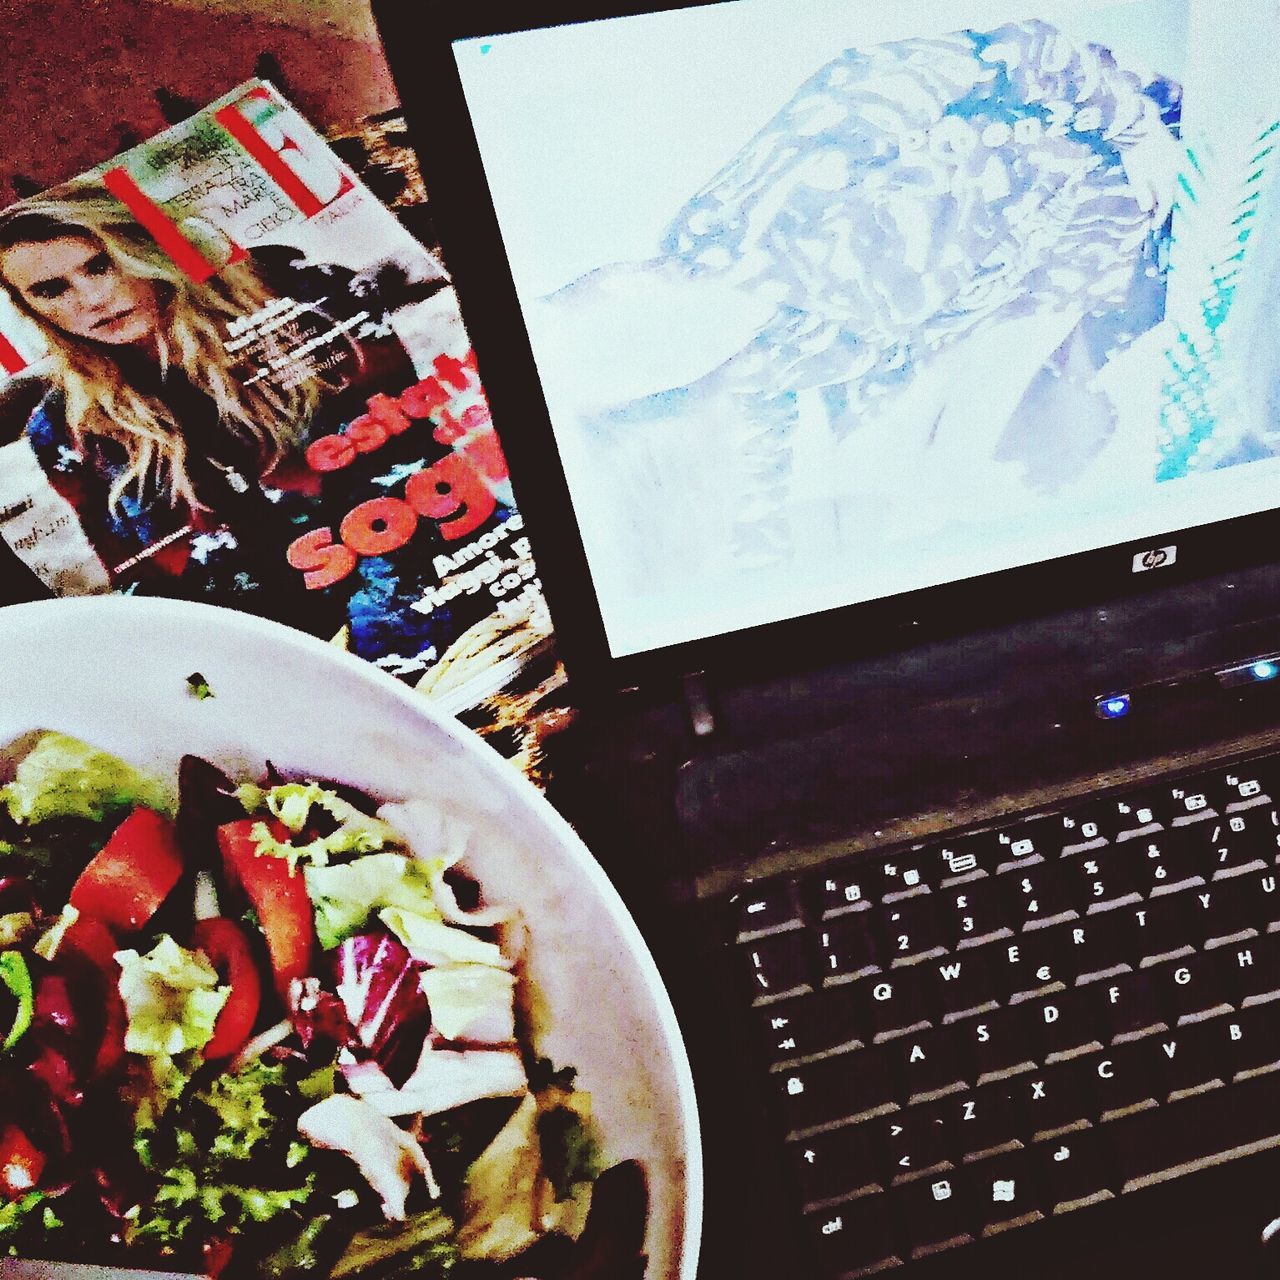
331,932 -> 429,1081
288,977 -> 354,1055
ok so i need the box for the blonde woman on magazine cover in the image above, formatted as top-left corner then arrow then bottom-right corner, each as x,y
0,180 -> 416,627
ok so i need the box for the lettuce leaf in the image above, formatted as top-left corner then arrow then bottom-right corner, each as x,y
130,1058 -> 319,1252
114,935 -> 230,1056
418,966 -> 515,1044
1,732 -> 171,825
236,782 -> 400,871
378,909 -> 508,969
304,854 -> 442,951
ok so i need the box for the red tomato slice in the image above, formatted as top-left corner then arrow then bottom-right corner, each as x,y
0,1125 -> 44,1200
69,807 -> 183,933
59,917 -> 126,1078
216,819 -> 314,998
191,917 -> 262,1060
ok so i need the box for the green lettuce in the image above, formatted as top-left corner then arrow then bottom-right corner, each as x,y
130,1058 -> 319,1252
1,732 -> 171,825
331,1206 -> 459,1278
379,908 -> 507,969
0,951 -> 33,1052
115,935 -> 230,1056
236,782 -> 400,871
303,853 -> 442,950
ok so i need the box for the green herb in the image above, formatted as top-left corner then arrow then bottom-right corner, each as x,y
536,1105 -> 602,1202
0,952 -> 33,1051
186,673 -> 215,700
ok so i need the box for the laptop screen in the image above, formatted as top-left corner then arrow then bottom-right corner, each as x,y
450,0 -> 1280,661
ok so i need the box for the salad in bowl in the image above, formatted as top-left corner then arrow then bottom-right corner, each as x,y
0,598 -> 699,1280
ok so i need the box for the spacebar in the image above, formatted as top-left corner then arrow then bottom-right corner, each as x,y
1111,1073 -> 1280,1191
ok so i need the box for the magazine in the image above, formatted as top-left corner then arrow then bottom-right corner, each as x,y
0,80 -> 551,702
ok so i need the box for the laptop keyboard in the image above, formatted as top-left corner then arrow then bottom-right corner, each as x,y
730,749 -> 1280,1275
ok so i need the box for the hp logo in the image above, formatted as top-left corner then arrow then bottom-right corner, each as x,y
1132,545 -> 1177,574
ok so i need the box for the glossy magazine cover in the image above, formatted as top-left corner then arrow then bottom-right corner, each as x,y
0,81 -> 549,696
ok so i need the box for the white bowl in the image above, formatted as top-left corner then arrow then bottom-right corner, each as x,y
0,596 -> 701,1280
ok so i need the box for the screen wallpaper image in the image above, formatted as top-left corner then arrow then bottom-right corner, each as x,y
457,0 -> 1280,656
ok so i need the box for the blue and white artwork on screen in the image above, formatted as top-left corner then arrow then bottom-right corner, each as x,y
456,1 -> 1280,657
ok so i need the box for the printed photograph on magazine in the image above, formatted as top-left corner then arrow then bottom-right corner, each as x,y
0,80 -> 548,702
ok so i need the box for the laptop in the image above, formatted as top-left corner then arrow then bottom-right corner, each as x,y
374,2 -> 1280,1275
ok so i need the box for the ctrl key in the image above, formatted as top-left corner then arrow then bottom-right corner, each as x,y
801,1190 -> 901,1277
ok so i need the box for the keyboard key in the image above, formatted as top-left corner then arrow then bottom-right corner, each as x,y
957,1004 -> 1040,1080
987,821 -> 1057,873
1192,810 -> 1270,878
1215,931 -> 1280,1005
1158,772 -> 1228,822
1146,953 -> 1236,1025
1028,986 -> 1105,1060
1107,787 -> 1172,838
735,880 -> 802,938
871,847 -> 935,898
1063,845 -> 1144,912
1120,831 -> 1204,896
1185,879 -> 1260,946
892,1166 -> 975,1254
1083,969 -> 1167,1043
1001,861 -> 1078,929
878,893 -> 947,964
1215,1001 -> 1280,1076
1082,1040 -> 1162,1117
775,1046 -> 895,1133
877,1104 -> 952,1183
940,1082 -> 1022,1159
816,863 -> 875,917
1055,911 -> 1133,979
1221,755 -> 1280,807
1030,1125 -> 1113,1208
1055,802 -> 1115,847
1117,894 -> 1196,964
756,990 -> 861,1067
999,924 -> 1080,996
932,830 -> 1005,881
817,914 -> 881,983
854,967 -> 936,1042
930,950 -> 1000,1021
1011,1058 -> 1094,1137
939,876 -> 1010,946
801,1189 -> 900,1277
1202,870 -> 1280,942
1110,1071 -> 1280,1190
789,1122 -> 884,1205
969,1145 -> 1043,1233
881,1024 -> 971,1102
743,931 -> 812,1002
1152,1019 -> 1231,1096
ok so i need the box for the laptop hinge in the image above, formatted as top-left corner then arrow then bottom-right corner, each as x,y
683,670 -> 716,738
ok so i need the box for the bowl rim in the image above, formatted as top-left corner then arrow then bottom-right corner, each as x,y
0,595 -> 704,1280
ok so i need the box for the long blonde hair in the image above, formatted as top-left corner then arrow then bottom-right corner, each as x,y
0,182 -> 322,513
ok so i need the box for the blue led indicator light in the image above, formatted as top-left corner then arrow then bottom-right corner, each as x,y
1253,661 -> 1278,681
480,43 -> 493,55
1097,694 -> 1132,720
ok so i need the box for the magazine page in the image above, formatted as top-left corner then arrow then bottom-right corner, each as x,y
0,80 -> 550,699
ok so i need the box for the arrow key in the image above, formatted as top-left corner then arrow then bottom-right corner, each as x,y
876,1103 -> 952,1185
788,1121 -> 885,1207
